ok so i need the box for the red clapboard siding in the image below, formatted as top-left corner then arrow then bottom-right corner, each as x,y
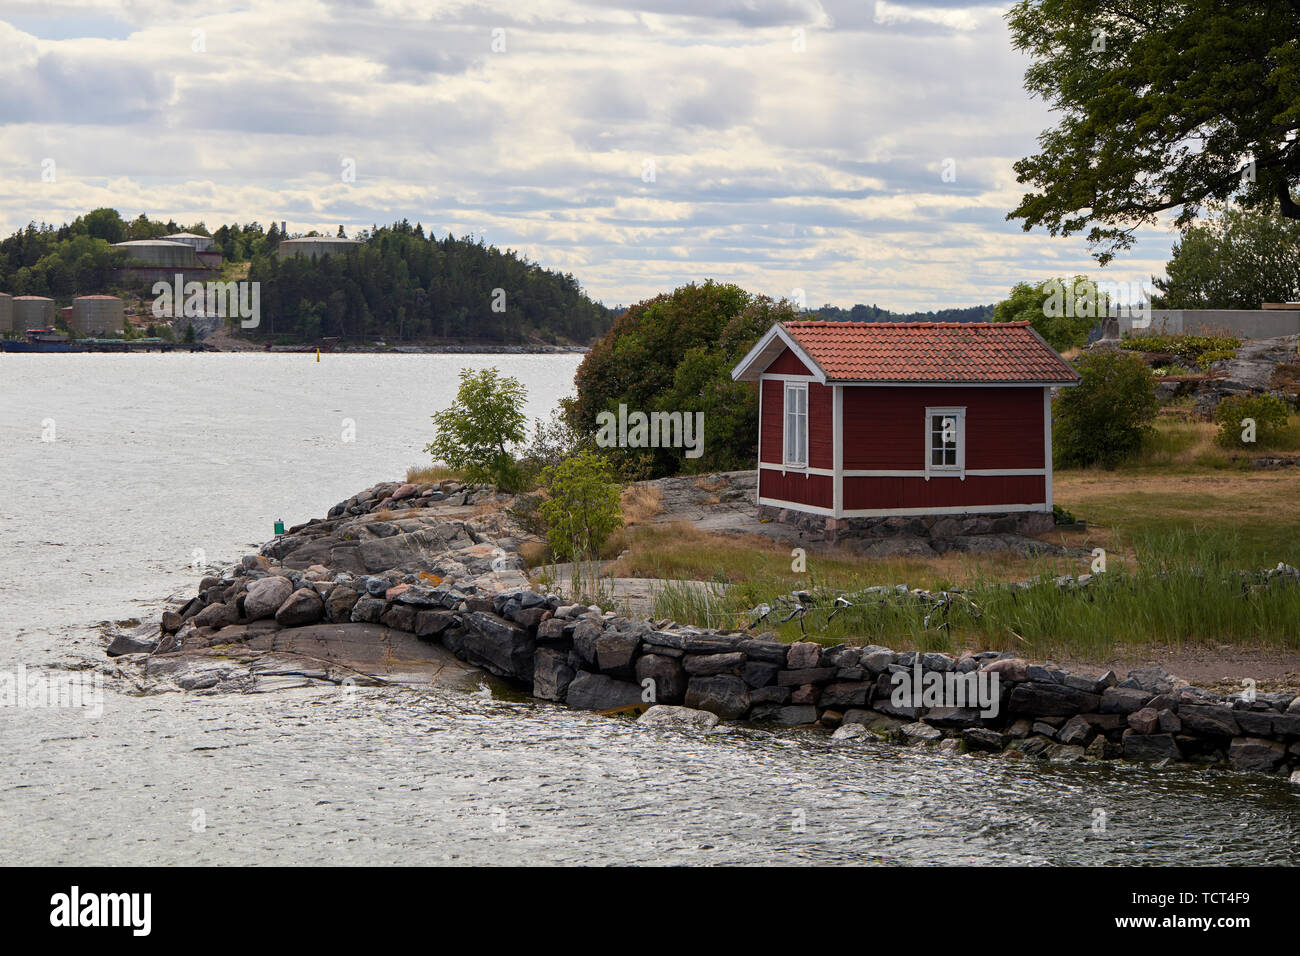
760,469 -> 833,509
843,474 -> 1046,511
842,386 -> 1043,470
808,383 -> 833,469
767,347 -> 814,376
759,379 -> 833,469
760,379 -> 783,464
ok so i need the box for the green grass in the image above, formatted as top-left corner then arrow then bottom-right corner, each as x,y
651,530 -> 1300,657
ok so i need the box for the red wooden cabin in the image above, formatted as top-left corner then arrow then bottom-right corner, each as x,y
730,321 -> 1079,536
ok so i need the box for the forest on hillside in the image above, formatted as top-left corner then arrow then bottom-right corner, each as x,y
246,221 -> 611,344
0,210 -> 613,345
808,302 -> 996,323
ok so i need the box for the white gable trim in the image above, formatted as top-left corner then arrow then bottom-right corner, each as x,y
731,323 -> 827,384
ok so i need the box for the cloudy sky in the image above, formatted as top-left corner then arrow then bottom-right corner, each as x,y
0,0 -> 1176,310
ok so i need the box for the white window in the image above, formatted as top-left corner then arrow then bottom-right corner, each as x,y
925,407 -> 965,478
784,382 -> 808,467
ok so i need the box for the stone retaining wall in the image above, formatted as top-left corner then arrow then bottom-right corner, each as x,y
427,594 -> 1300,776
757,504 -> 1055,543
138,480 -> 1300,780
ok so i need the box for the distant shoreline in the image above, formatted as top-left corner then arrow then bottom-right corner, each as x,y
1,339 -> 589,356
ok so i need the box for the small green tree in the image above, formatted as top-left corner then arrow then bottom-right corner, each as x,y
183,321 -> 196,343
538,451 -> 623,561
424,367 -> 528,490
993,275 -> 1108,351
1153,204 -> 1300,309
1214,394 -> 1291,448
1054,351 -> 1158,468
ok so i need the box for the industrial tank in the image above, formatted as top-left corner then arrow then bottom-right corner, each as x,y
0,292 -> 12,332
72,295 -> 125,335
113,239 -> 198,268
163,232 -> 216,253
12,295 -> 56,329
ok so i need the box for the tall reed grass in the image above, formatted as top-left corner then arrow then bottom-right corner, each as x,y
650,530 -> 1300,656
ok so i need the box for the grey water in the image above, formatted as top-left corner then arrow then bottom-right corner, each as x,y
0,353 -> 1296,865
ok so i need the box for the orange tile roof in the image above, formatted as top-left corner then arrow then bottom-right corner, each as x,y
780,320 -> 1079,384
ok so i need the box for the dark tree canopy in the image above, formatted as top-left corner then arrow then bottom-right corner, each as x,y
247,222 -> 612,345
1007,0 -> 1300,264
809,303 -> 995,323
572,281 -> 798,478
1153,202 -> 1300,308
1,210 -> 612,345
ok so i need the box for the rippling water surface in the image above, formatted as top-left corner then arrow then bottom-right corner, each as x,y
1,353 -> 1297,865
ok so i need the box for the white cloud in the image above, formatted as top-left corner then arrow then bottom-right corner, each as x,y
0,0 -> 1175,310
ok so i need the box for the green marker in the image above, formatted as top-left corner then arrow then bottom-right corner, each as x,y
274,519 -> 285,536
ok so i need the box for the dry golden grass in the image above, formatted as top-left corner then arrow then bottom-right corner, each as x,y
1270,360 -> 1300,398
620,484 -> 665,525
693,475 -> 729,493
607,520 -> 1075,590
518,539 -> 550,568
372,508 -> 398,522
473,497 -> 507,517
405,464 -> 463,484
1054,468 -> 1300,565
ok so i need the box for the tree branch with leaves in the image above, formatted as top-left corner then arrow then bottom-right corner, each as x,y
1006,0 -> 1300,264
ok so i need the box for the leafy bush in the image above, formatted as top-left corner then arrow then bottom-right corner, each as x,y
538,451 -> 624,561
518,401 -> 588,486
1214,394 -> 1291,448
423,367 -> 528,491
1052,504 -> 1076,525
508,490 -> 550,538
1196,348 -> 1237,369
992,275 -> 1107,351
1119,333 -> 1240,364
571,280 -> 798,478
1150,364 -> 1197,378
1054,351 -> 1159,468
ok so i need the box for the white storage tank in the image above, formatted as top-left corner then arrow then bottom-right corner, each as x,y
163,232 -> 216,253
72,295 -> 125,335
12,295 -> 56,329
0,292 -> 12,332
113,239 -> 198,268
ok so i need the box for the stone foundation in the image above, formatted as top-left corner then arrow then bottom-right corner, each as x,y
757,504 -> 1055,543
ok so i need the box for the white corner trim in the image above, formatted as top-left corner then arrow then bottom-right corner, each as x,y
832,384 -> 843,518
1043,387 -> 1054,510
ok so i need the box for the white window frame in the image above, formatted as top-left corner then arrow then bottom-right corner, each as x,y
924,406 -> 966,480
784,381 -> 809,468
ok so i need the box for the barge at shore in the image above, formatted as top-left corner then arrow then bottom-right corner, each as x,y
1,327 -> 205,353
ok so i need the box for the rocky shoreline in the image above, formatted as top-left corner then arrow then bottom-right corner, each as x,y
110,480 -> 1300,783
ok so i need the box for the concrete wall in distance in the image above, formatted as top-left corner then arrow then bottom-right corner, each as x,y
1120,309 -> 1300,339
